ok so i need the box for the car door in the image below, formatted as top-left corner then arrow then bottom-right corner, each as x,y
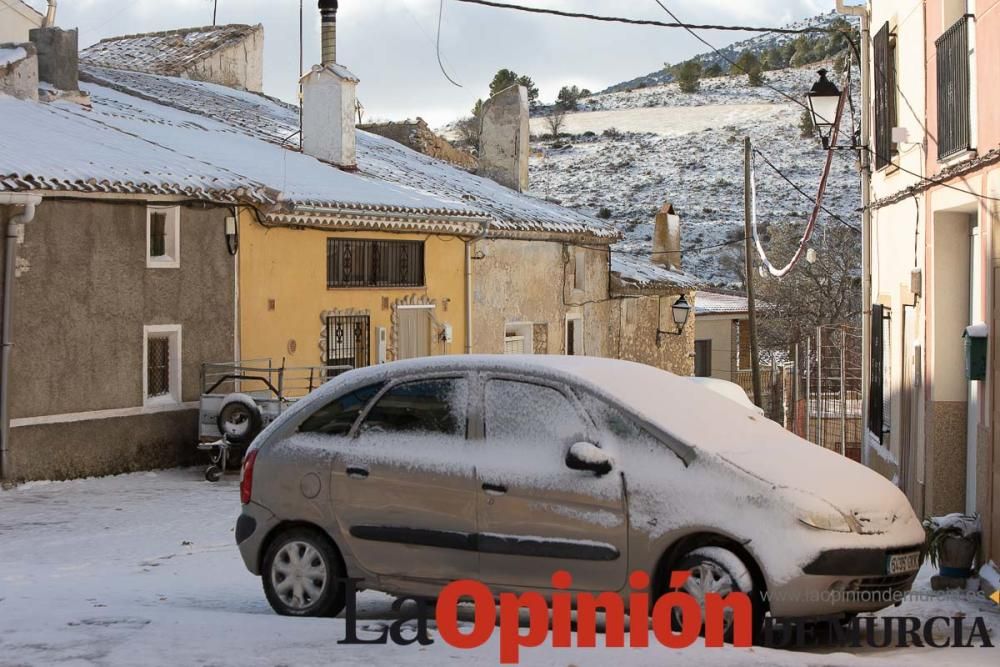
330,374 -> 478,582
476,375 -> 628,592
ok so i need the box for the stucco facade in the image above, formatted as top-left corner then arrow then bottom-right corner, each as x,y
1,198 -> 235,480
237,212 -> 469,372
0,0 -> 42,44
864,0 -> 1000,565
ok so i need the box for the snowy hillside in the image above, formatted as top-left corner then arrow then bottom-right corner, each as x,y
602,10 -> 853,94
527,64 -> 861,287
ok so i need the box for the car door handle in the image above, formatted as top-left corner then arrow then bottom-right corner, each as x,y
482,482 -> 507,495
346,466 -> 369,479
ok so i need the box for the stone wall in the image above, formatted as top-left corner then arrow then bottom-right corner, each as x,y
0,42 -> 37,100
185,26 -> 264,92
360,118 -> 477,171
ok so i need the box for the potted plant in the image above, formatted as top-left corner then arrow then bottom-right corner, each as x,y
924,513 -> 980,581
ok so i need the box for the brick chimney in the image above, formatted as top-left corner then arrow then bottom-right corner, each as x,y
301,0 -> 358,169
478,85 -> 529,192
652,201 -> 681,270
28,26 -> 77,91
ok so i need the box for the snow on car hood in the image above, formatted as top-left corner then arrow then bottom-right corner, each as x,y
551,357 -> 915,529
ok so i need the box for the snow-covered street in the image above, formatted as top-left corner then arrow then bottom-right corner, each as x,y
0,468 -> 997,666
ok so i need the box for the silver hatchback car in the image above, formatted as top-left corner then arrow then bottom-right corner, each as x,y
236,356 -> 924,636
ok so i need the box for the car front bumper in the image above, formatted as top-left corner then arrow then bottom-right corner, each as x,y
767,543 -> 924,619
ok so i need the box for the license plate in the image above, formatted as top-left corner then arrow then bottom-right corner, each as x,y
886,551 -> 921,575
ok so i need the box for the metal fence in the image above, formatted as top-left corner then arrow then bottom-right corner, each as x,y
733,325 -> 863,461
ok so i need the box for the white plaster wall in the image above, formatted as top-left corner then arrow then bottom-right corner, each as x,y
302,69 -> 356,167
0,2 -> 42,44
694,315 -> 737,381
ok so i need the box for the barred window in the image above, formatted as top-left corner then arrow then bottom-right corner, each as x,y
326,315 -> 370,370
873,22 -> 898,170
147,336 -> 170,398
149,212 -> 167,257
327,239 -> 424,288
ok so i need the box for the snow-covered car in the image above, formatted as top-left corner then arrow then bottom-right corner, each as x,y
235,356 -> 924,638
689,377 -> 765,416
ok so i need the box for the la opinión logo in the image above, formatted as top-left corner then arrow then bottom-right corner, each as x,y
337,570 -> 753,663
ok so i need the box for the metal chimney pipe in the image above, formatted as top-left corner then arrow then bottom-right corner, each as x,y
319,0 -> 338,65
42,0 -> 57,27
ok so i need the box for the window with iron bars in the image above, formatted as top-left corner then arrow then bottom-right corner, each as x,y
326,315 -> 371,371
936,15 -> 972,160
873,22 -> 898,170
327,239 -> 425,288
147,336 -> 171,398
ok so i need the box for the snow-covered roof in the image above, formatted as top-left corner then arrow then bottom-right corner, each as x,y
80,25 -> 262,77
0,93 -> 269,203
695,291 -> 750,315
81,65 -> 618,239
610,251 -> 700,289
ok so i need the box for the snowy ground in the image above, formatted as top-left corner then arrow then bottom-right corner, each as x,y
1,468 -> 998,666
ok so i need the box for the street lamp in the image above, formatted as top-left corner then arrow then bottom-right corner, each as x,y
658,294 -> 692,343
806,68 -> 842,149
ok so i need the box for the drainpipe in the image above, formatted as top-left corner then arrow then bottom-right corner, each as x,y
0,193 -> 42,482
42,0 -> 57,27
464,219 -> 492,354
836,0 -> 872,466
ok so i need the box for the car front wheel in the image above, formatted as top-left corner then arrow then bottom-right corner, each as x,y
671,545 -> 765,643
262,528 -> 345,617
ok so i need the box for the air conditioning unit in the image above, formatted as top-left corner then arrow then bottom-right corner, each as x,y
376,327 -> 387,364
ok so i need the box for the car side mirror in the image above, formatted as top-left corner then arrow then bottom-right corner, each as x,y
565,442 -> 613,476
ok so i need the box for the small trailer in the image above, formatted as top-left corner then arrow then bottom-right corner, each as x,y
197,359 -> 351,481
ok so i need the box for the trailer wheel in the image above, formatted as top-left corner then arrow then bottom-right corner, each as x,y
217,397 -> 262,445
205,465 -> 223,482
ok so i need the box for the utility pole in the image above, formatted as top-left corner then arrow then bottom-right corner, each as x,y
213,0 -> 218,26
743,136 -> 763,408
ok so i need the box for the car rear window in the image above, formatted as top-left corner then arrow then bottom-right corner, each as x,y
298,383 -> 384,435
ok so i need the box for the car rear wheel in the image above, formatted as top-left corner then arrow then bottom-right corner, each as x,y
671,546 -> 764,643
262,528 -> 345,617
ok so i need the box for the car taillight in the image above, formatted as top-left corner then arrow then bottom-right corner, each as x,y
240,449 -> 258,505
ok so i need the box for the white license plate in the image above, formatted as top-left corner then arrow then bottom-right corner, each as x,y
886,551 -> 921,575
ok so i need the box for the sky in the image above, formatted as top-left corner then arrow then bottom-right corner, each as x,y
28,0 -> 831,126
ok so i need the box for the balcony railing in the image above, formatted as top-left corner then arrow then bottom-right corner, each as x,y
935,16 -> 971,160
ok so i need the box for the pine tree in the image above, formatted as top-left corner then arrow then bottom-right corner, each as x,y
676,60 -> 702,93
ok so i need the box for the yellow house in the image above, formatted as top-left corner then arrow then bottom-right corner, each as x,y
237,221 -> 474,373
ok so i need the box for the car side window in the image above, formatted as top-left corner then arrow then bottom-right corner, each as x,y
484,379 -> 586,443
580,392 -> 666,452
298,383 -> 384,435
358,378 -> 468,437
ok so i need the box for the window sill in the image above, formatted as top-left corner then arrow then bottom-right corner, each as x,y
143,394 -> 182,410
326,285 -> 427,291
937,148 -> 977,167
147,258 -> 180,269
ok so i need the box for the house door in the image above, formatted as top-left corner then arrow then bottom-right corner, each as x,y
967,221 -> 982,514
397,306 -> 434,360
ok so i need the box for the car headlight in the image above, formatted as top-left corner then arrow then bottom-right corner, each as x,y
798,511 -> 856,533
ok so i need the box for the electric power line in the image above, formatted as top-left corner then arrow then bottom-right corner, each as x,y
454,0 -> 838,35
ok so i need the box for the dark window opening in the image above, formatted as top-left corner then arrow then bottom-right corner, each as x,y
695,340 -> 713,377
874,22 -> 898,170
147,336 -> 170,397
149,212 -> 167,258
936,16 -> 971,160
359,378 -> 467,437
326,315 -> 370,371
868,305 -> 891,442
327,239 -> 424,288
299,383 -> 384,435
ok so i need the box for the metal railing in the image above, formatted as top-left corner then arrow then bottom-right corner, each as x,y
936,15 -> 971,160
200,359 -> 353,400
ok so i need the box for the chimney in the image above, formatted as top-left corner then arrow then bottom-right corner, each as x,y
478,85 -> 529,192
652,202 -> 681,270
319,0 -> 338,65
0,43 -> 38,101
301,0 -> 357,169
28,26 -> 77,91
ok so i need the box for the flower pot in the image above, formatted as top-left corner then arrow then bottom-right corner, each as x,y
938,535 -> 977,578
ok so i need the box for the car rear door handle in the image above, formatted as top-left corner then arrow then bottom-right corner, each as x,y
346,466 -> 369,479
482,482 -> 507,495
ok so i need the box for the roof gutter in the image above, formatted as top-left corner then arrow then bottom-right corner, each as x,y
42,0 -> 57,27
1,192 -> 43,482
